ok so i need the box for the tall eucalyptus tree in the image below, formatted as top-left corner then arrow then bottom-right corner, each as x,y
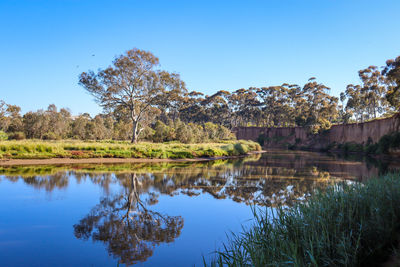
383,56 -> 400,110
79,48 -> 186,143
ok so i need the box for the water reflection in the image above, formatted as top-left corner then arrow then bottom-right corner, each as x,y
1,151 -> 399,265
0,154 -> 340,206
73,173 -> 184,265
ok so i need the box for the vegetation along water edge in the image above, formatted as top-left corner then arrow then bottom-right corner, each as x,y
0,139 -> 261,161
208,172 -> 400,267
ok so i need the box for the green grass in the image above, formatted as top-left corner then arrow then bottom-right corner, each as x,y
0,139 -> 261,160
209,173 -> 400,267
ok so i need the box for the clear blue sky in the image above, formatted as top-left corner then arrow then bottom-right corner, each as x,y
1,0 -> 399,116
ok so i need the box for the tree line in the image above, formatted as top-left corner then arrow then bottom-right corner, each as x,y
0,102 -> 234,142
0,49 -> 399,142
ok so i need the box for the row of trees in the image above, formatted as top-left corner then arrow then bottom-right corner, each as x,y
179,59 -> 400,128
0,102 -> 234,142
1,49 -> 399,142
340,62 -> 399,123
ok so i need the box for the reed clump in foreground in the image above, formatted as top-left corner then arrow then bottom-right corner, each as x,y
210,173 -> 400,267
0,140 -> 261,160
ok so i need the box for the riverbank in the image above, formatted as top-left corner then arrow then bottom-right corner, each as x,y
209,172 -> 400,266
0,140 -> 261,163
0,151 -> 264,166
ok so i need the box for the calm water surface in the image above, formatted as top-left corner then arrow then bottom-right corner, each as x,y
0,150 -> 398,266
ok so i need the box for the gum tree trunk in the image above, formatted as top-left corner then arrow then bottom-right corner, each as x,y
131,121 -> 138,143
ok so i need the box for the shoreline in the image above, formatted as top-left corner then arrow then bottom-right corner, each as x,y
0,151 -> 265,166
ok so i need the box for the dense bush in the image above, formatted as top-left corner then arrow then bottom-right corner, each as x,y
376,132 -> 400,153
210,173 -> 400,267
0,131 -> 7,140
322,132 -> 400,155
152,120 -> 235,144
0,102 -> 236,144
362,132 -> 400,154
8,132 -> 25,140
153,121 -> 175,142
43,132 -> 60,140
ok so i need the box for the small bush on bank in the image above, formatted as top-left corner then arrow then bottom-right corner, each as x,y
8,132 -> 25,140
343,142 -> 364,153
0,131 -> 8,140
321,132 -> 400,155
43,132 -> 60,140
209,173 -> 400,267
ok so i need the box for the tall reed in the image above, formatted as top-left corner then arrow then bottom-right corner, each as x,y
209,173 -> 400,267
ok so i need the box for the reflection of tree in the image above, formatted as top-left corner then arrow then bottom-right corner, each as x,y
73,173 -> 184,265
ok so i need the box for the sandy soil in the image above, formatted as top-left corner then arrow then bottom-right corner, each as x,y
0,151 -> 264,166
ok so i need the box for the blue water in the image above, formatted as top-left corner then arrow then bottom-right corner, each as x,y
0,151 -> 394,266
0,174 -> 256,266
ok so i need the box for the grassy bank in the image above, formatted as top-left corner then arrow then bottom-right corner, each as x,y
209,173 -> 400,267
0,140 -> 261,160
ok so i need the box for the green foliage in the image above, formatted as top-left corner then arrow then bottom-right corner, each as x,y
79,48 -> 187,143
152,120 -> 234,144
175,122 -> 194,144
324,132 -> 400,155
308,119 -> 332,134
257,134 -> 266,146
203,122 -> 234,140
257,134 -> 291,147
0,131 -> 8,140
8,132 -> 25,140
383,56 -> 400,110
233,143 -> 248,154
341,142 -> 364,153
43,132 -> 59,140
376,132 -> 400,153
209,173 -> 400,267
343,66 -> 395,122
153,120 -> 175,142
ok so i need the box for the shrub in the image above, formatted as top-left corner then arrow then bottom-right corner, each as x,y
176,123 -> 194,144
8,132 -> 26,140
342,142 -> 363,153
365,143 -> 379,154
233,143 -> 248,154
374,132 -> 400,154
190,123 -> 207,143
153,120 -> 175,142
218,125 -> 235,140
257,134 -> 266,146
204,122 -> 219,140
378,134 -> 392,153
0,131 -> 8,140
43,132 -> 59,140
139,126 -> 155,141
